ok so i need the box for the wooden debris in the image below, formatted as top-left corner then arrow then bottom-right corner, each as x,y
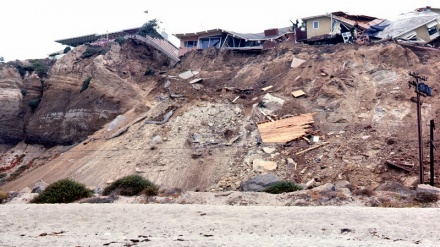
296,142 -> 328,155
291,58 -> 306,68
232,96 -> 240,103
302,136 -> 311,144
257,113 -> 314,143
259,110 -> 275,122
189,78 -> 203,84
386,160 -> 413,172
291,90 -> 306,98
262,85 -> 273,91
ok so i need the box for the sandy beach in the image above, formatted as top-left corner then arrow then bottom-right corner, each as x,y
1,204 -> 440,246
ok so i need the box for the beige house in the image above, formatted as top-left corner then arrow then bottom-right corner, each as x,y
371,8 -> 440,43
301,12 -> 383,43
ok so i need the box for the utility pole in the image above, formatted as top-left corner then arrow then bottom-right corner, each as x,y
430,120 -> 435,186
408,72 -> 432,184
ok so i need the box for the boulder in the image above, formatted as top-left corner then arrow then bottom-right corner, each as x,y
253,159 -> 277,171
31,180 -> 49,193
240,174 -> 281,192
417,184 -> 440,195
262,147 -> 276,154
334,180 -> 351,190
375,181 -> 414,196
312,183 -> 335,194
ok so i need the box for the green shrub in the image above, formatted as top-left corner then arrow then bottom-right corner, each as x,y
80,76 -> 92,93
137,19 -> 163,39
28,98 -> 42,110
21,88 -> 28,96
63,46 -> 71,54
16,65 -> 26,78
26,60 -> 48,78
103,175 -> 158,196
144,67 -> 155,76
31,179 -> 93,204
263,181 -> 302,194
115,37 -> 126,45
80,46 -> 108,59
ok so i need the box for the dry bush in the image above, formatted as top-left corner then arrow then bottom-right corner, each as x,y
414,192 -> 438,203
353,188 -> 375,197
0,191 -> 9,203
158,187 -> 183,197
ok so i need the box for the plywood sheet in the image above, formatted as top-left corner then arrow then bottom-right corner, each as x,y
257,113 -> 314,143
291,90 -> 305,97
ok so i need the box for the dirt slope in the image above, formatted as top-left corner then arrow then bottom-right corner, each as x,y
2,42 -> 440,192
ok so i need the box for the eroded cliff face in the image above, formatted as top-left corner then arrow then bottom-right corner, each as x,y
0,39 -> 170,145
0,65 -> 25,144
3,41 -> 440,193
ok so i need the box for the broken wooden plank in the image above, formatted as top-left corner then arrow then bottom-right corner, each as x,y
257,113 -> 314,143
262,85 -> 273,91
259,109 -> 275,122
386,160 -> 412,172
296,142 -> 328,155
291,90 -> 305,98
189,78 -> 203,84
302,136 -> 311,144
291,58 -> 306,68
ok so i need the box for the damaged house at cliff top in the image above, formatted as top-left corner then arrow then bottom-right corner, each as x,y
367,7 -> 440,46
173,26 -> 305,57
301,11 -> 384,44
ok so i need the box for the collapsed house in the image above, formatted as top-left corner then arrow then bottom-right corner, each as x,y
173,27 -> 304,57
367,8 -> 440,45
301,11 -> 384,44
55,27 -> 179,63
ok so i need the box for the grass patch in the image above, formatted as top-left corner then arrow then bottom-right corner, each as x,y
103,175 -> 158,196
31,179 -> 93,204
263,181 -> 302,194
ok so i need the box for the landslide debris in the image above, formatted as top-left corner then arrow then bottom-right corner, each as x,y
2,41 -> 440,200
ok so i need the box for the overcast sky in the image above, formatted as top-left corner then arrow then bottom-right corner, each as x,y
1,0 -> 438,61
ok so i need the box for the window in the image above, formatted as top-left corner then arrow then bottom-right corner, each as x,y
427,26 -> 438,36
199,36 -> 222,49
184,40 -> 197,48
313,21 -> 319,29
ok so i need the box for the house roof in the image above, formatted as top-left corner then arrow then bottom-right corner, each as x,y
173,27 -> 293,41
374,10 -> 440,39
